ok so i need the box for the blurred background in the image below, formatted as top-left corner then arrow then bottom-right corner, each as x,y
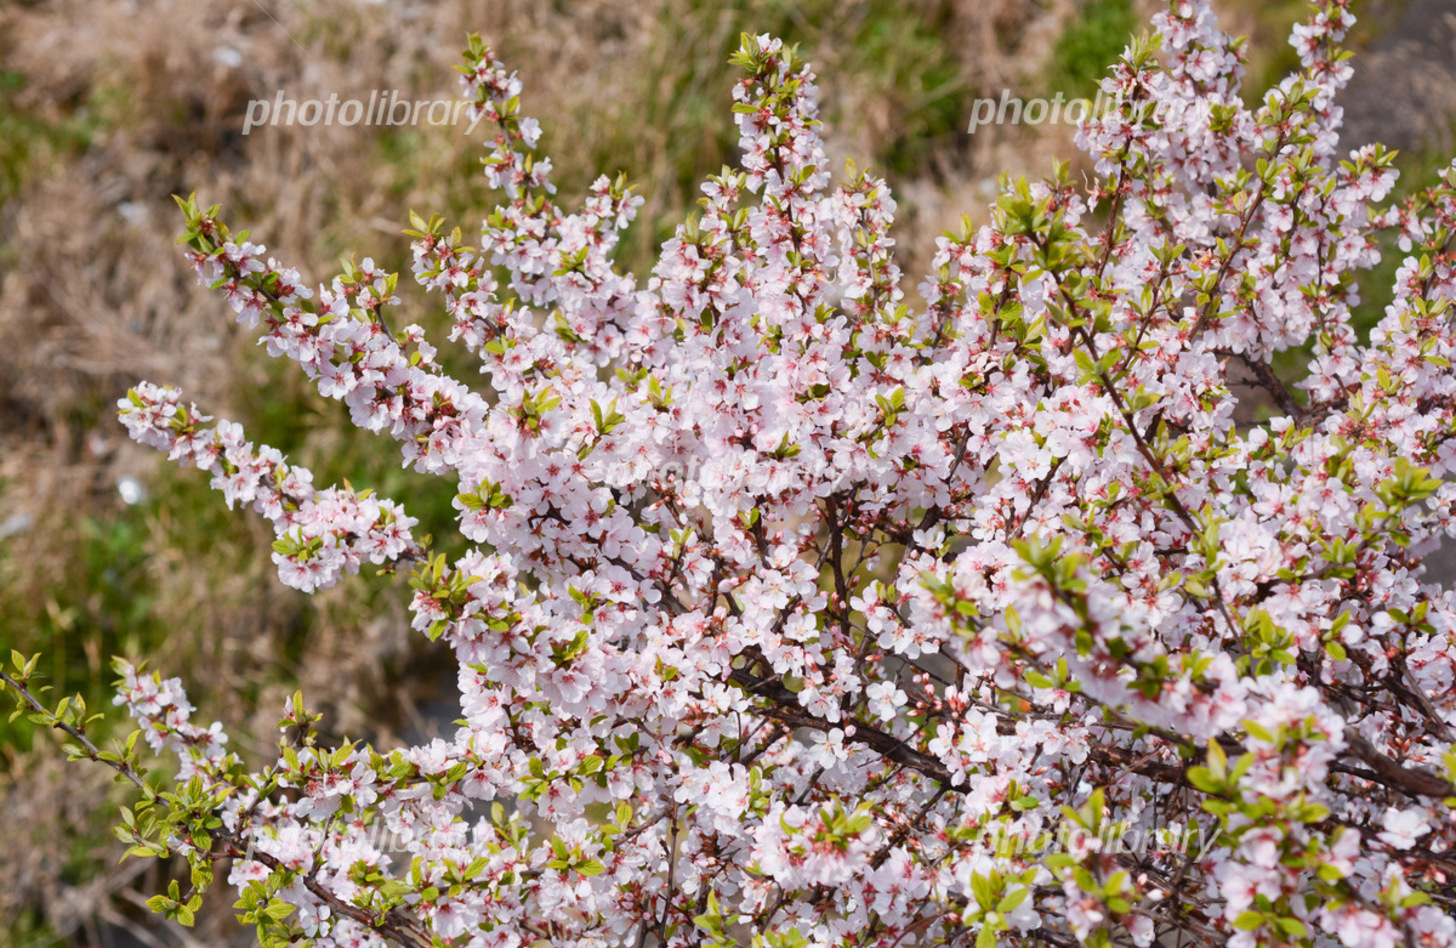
0,0 -> 1450,944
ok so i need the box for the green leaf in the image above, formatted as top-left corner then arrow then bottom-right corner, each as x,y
1233,911 -> 1264,930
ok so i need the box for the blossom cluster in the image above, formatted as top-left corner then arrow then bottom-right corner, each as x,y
118,382 -> 419,592
92,3 -> 1456,947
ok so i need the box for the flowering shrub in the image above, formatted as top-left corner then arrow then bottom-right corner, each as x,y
7,1 -> 1456,945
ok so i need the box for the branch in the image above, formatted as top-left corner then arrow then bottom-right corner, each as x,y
729,666 -> 965,791
0,669 -> 435,948
1341,727 -> 1456,799
0,668 -> 144,789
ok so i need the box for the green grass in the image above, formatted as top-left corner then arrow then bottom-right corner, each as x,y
1043,0 -> 1139,100
2,514 -> 150,752
0,70 -> 103,208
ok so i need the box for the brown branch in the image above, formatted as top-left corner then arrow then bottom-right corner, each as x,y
1341,727 -> 1456,799
1006,456 -> 1067,541
1230,351 -> 1305,423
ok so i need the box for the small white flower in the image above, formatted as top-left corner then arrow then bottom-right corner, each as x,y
1378,808 -> 1431,851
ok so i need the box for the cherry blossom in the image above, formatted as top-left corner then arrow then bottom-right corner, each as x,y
60,4 -> 1456,947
